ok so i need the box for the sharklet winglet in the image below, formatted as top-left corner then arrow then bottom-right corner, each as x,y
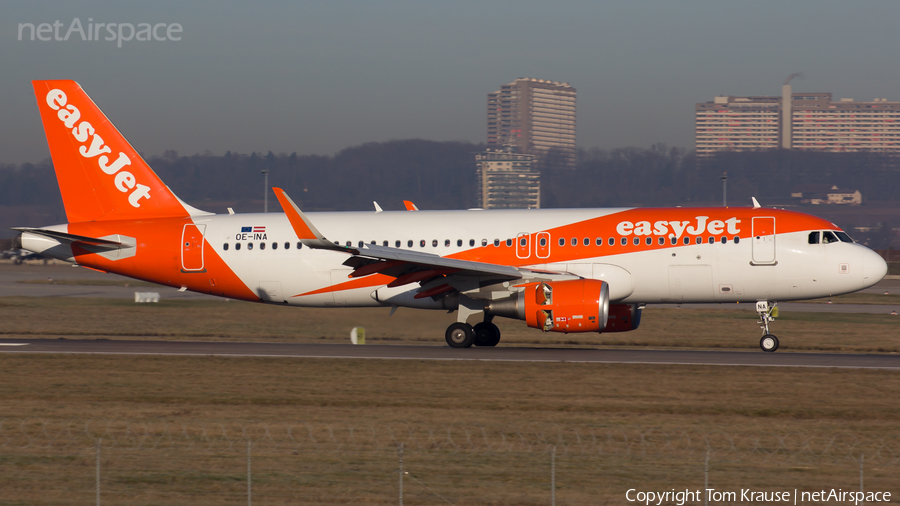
272,187 -> 357,254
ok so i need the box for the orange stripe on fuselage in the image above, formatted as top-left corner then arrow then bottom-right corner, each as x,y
67,219 -> 259,302
446,207 -> 835,266
296,273 -> 395,297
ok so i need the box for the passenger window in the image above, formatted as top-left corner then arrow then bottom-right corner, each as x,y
493,239 -> 500,247
383,240 -> 388,247
433,240 -> 438,247
670,237 -> 677,245
223,243 -> 229,251
721,236 -> 727,244
272,242 -> 278,250
609,237 -> 615,246
444,239 -> 451,247
583,238 -> 590,246
457,239 -> 463,247
520,238 -> 527,246
571,237 -> 577,246
469,239 -> 475,247
371,240 -> 376,245
420,240 -> 426,247
540,237 -> 547,246
396,240 -> 401,247
359,241 -> 365,247
559,238 -> 565,246
285,242 -> 290,249
658,237 -> 664,245
696,237 -> 702,245
235,243 -> 241,250
506,239 -> 512,247
633,237 -> 640,246
297,242 -> 302,249
482,239 -> 488,247
260,242 -> 266,250
621,237 -> 627,246
808,231 -> 820,244
408,240 -> 414,247
248,243 -> 254,250
835,231 -> 854,243
734,237 -> 740,244
682,237 -> 689,245
596,238 -> 602,246
822,231 -> 839,244
708,236 -> 715,244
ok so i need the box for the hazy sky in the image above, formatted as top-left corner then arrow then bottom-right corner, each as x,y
3,0 -> 900,164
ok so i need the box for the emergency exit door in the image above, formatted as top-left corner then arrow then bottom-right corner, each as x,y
516,233 -> 530,259
181,224 -> 206,272
751,217 -> 776,264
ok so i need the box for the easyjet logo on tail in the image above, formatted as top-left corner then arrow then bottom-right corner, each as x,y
616,216 -> 741,239
45,89 -> 151,208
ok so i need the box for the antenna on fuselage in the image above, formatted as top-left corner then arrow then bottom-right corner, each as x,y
751,197 -> 761,208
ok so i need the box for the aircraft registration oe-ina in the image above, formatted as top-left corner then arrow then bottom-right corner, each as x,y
16,80 -> 889,352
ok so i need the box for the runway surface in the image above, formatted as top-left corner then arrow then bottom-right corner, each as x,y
1,338 -> 898,370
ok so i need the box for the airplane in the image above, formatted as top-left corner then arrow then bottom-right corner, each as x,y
15,80 -> 889,352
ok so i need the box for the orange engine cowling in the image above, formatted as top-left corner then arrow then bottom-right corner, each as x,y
602,303 -> 643,332
523,280 -> 609,333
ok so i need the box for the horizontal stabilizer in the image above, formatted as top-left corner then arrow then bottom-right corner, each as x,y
12,227 -> 122,246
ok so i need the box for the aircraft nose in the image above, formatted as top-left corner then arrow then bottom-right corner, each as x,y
862,248 -> 888,288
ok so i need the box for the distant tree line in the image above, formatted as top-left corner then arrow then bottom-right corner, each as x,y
2,140 -> 899,213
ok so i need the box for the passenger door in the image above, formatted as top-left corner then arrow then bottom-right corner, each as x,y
181,224 -> 206,272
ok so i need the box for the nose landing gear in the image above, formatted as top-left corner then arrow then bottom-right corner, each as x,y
756,301 -> 779,352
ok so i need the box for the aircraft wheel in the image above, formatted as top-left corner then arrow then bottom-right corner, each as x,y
760,334 -> 779,353
446,323 -> 475,348
473,322 -> 501,347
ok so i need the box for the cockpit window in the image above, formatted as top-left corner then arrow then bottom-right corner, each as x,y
808,232 -> 820,244
835,231 -> 854,243
822,231 -> 839,244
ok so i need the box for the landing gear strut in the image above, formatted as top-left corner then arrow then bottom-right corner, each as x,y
756,300 -> 779,352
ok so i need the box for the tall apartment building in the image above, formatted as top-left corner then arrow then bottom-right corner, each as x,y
475,147 -> 540,209
696,85 -> 900,156
487,78 -> 576,164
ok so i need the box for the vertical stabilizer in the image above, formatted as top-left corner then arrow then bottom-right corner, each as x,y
32,80 -> 194,222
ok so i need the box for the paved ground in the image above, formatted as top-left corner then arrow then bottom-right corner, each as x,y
3,262 -> 897,314
1,338 -> 898,369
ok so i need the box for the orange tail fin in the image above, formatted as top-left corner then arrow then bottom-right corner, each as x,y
32,80 -> 196,222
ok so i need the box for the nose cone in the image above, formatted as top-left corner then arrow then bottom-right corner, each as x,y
862,249 -> 888,288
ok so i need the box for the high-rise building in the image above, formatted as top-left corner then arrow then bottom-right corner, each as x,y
487,78 -> 576,164
696,85 -> 900,156
475,147 -> 540,209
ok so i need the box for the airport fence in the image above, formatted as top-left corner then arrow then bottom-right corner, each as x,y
1,419 -> 898,505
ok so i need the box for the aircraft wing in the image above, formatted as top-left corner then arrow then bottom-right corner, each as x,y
352,243 -> 522,279
272,188 -> 572,298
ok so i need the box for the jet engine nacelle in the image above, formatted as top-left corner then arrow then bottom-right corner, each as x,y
523,279 -> 609,333
602,303 -> 643,332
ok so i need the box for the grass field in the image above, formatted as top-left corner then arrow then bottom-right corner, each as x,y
1,354 -> 899,504
1,295 -> 899,503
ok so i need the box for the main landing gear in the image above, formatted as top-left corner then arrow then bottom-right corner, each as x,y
445,319 -> 501,348
756,300 -> 779,352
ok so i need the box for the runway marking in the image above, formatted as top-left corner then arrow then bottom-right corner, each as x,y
1,349 -> 898,370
